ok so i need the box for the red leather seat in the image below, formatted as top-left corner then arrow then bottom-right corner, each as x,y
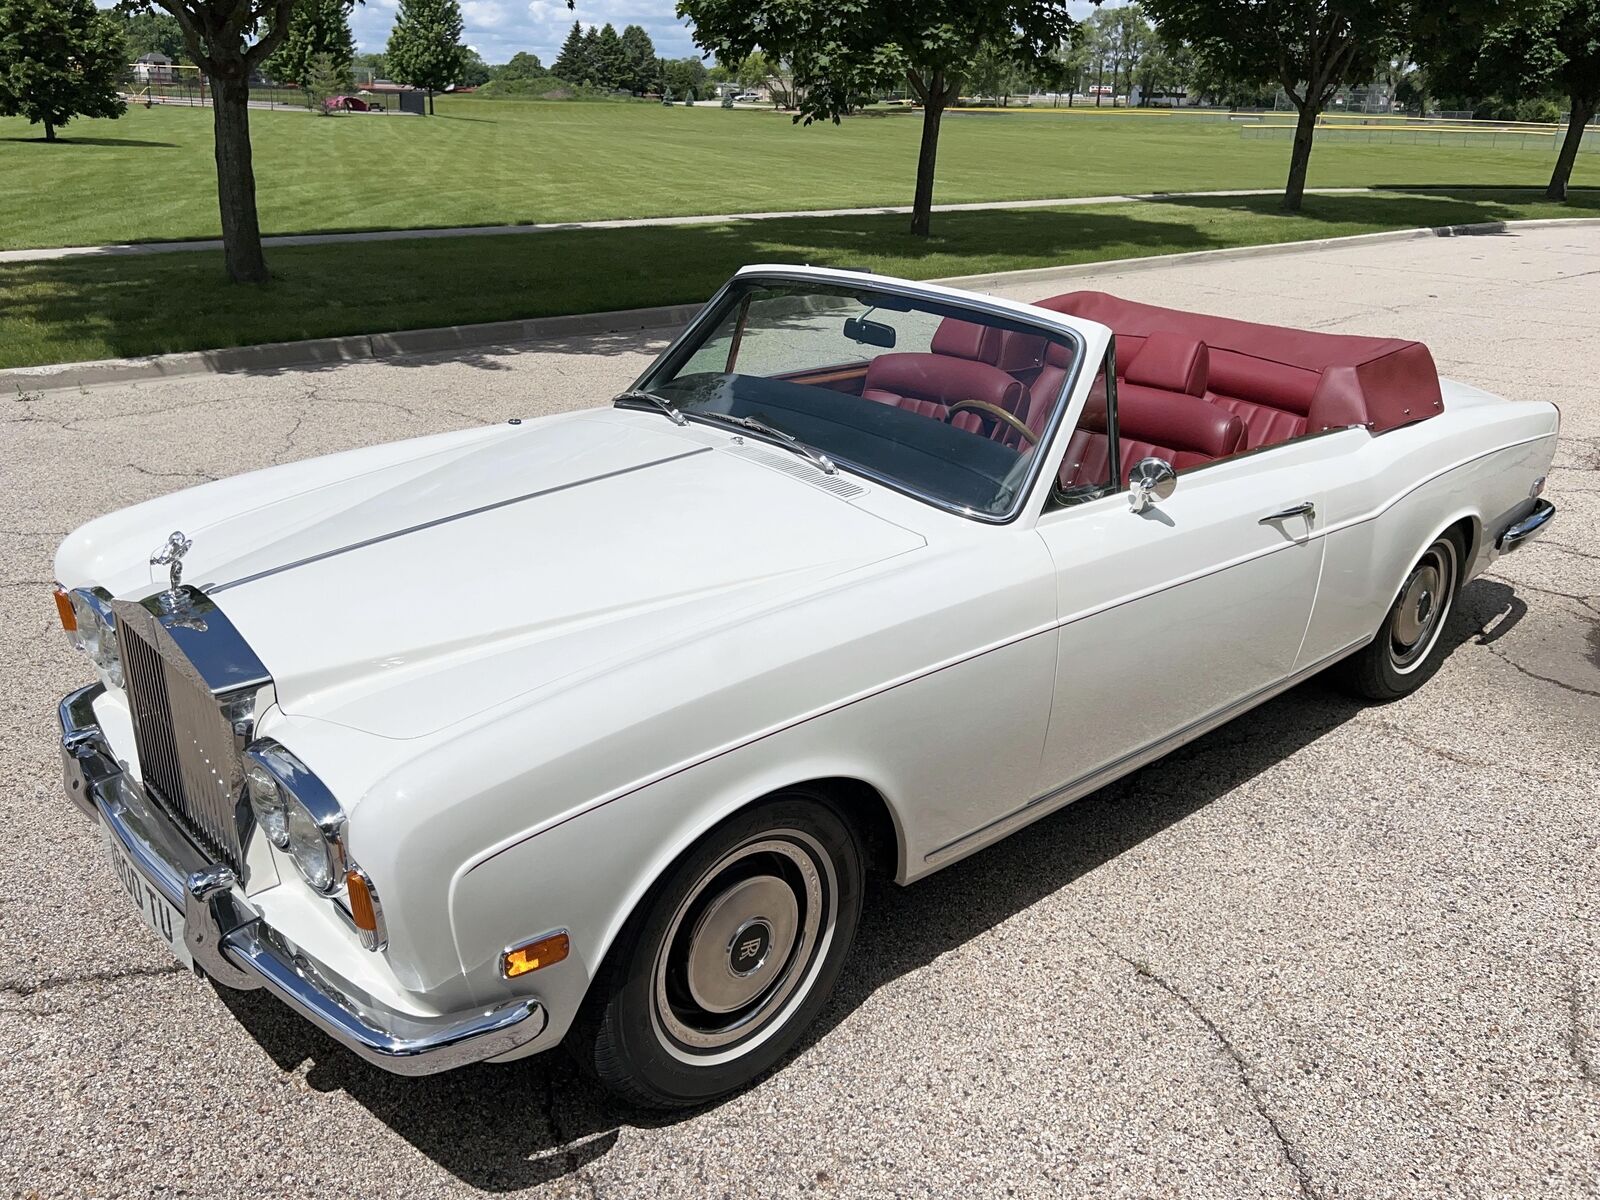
1060,387 -> 1245,490
1036,290 -> 1445,448
861,353 -> 1028,436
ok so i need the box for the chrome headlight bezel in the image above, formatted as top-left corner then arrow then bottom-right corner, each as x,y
243,739 -> 346,895
68,587 -> 122,688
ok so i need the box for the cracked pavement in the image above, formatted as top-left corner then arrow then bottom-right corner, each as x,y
2,228 -> 1597,1198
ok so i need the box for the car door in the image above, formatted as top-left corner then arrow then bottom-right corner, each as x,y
1030,357 -> 1327,804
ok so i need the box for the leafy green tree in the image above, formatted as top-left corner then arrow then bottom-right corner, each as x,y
619,24 -> 656,92
678,0 -> 1083,237
1429,1 -> 1600,201
1145,1 -> 1423,211
735,49 -> 770,91
118,9 -> 186,60
0,0 -> 126,142
662,55 -> 708,100
552,19 -> 586,80
264,0 -> 354,91
496,49 -> 545,83
386,0 -> 466,113
129,0 -> 305,283
351,50 -> 386,82
457,46 -> 491,87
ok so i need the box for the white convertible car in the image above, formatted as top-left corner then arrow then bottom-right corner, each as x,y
54,266 -> 1557,1106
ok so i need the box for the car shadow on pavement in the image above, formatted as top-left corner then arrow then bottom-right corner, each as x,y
212,582 -> 1505,1193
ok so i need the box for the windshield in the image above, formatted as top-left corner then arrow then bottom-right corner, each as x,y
630,278 -> 1082,518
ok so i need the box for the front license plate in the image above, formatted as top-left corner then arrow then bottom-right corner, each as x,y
100,822 -> 193,971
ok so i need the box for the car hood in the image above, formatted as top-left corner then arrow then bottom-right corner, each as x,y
200,411 -> 925,738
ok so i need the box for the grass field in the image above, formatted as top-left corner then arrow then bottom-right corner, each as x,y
3,188 -> 1594,370
3,97 -> 1595,250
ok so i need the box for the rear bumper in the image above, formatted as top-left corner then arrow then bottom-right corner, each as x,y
1495,498 -> 1556,554
59,684 -> 547,1076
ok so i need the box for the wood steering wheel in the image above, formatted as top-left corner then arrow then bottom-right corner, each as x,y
945,399 -> 1037,446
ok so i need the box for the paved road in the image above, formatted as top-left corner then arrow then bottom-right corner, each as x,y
0,188 -> 1374,263
2,229 -> 1597,1199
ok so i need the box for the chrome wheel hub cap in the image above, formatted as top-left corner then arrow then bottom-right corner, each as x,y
685,876 -> 798,1013
1388,542 -> 1457,673
1393,565 -> 1440,648
651,832 -> 835,1061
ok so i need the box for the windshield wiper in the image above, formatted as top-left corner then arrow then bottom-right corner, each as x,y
614,389 -> 687,426
693,411 -> 838,475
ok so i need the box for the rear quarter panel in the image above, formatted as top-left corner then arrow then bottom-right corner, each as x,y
1301,391 -> 1559,664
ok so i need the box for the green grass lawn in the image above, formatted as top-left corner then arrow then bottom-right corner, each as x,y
3,188 -> 1594,370
2,97 -> 1595,250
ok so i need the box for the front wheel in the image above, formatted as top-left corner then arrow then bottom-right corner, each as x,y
1334,532 -> 1463,702
569,792 -> 864,1108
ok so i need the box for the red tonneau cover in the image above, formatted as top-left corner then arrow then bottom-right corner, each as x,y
1036,291 -> 1443,442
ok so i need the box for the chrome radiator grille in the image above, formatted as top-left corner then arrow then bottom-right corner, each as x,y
119,614 -> 247,872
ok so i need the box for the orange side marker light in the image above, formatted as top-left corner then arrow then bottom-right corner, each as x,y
503,932 -> 570,979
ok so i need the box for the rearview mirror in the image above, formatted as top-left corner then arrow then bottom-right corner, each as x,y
843,316 -> 896,349
1128,457 -> 1177,513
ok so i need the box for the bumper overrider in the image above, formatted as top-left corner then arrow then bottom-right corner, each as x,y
59,684 -> 547,1076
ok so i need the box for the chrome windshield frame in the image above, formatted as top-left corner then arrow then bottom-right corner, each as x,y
628,268 -> 1090,526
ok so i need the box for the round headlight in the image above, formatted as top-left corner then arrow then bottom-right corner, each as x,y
69,589 -> 122,687
69,591 -> 103,661
245,759 -> 289,847
286,795 -> 338,893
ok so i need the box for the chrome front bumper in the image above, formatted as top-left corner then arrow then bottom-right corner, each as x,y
59,684 -> 547,1076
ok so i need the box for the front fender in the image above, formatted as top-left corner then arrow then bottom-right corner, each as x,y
446,749 -> 902,1047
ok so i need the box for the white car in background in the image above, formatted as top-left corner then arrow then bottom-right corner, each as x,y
53,266 -> 1557,1107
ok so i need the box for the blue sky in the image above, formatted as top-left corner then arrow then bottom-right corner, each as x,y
351,1 -> 1114,71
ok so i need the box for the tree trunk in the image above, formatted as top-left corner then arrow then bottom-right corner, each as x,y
1283,101 -> 1319,212
43,120 -> 56,141
1548,95 -> 1594,202
211,75 -> 270,284
910,78 -> 947,238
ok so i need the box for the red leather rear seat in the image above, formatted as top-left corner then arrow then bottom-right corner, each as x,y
1037,290 -> 1445,449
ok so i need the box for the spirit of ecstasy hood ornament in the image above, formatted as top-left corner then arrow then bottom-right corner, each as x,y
150,530 -> 192,599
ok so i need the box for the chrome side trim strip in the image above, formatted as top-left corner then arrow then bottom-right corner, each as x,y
208,446 -> 713,594
921,636 -> 1370,867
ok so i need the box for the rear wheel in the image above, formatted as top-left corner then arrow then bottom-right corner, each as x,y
570,792 -> 863,1108
1335,532 -> 1463,702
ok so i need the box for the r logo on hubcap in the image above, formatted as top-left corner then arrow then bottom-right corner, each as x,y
728,919 -> 772,976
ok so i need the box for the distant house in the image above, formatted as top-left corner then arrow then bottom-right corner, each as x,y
133,53 -> 176,84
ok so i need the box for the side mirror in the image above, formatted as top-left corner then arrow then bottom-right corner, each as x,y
1128,457 -> 1177,513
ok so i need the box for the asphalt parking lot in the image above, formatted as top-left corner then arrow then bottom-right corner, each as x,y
2,227 -> 1597,1199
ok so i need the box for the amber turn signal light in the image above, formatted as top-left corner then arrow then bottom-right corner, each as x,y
347,870 -> 378,931
503,931 -> 569,979
53,585 -> 76,633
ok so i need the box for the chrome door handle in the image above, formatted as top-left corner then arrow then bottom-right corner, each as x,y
1260,501 -> 1316,524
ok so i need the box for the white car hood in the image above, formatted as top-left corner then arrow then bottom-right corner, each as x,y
199,411 -> 925,738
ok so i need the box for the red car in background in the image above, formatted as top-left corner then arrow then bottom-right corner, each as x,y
323,95 -> 373,113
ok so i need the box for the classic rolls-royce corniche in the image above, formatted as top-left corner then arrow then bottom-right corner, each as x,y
53,266 -> 1557,1107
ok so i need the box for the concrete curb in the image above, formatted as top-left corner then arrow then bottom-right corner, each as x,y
8,217 -> 1598,394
